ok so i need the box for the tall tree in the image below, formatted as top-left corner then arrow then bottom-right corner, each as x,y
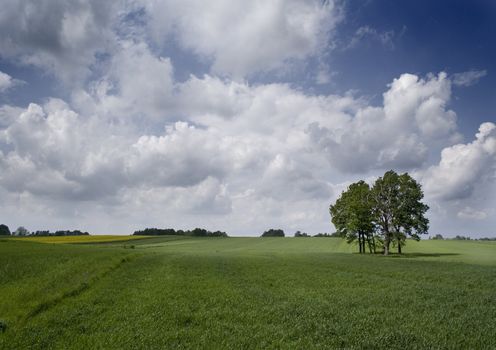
371,170 -> 429,255
372,171 -> 400,255
330,181 -> 376,253
392,173 -> 429,254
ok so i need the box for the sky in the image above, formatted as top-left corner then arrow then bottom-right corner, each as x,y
0,0 -> 495,237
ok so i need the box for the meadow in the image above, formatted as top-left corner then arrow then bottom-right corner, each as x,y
0,236 -> 495,349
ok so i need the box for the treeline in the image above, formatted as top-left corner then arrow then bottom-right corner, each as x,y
261,229 -> 341,238
430,234 -> 496,241
0,224 -> 89,236
296,231 -> 342,238
31,230 -> 90,236
133,228 -> 228,237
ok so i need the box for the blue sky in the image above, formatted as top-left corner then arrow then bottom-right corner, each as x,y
0,0 -> 494,237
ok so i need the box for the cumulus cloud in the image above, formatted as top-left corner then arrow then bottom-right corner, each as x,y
0,0 -> 119,83
75,40 -> 175,121
423,122 -> 496,201
457,207 -> 488,220
0,64 -> 480,234
308,72 -> 460,172
141,0 -> 341,78
0,1 -> 493,235
452,69 -> 487,87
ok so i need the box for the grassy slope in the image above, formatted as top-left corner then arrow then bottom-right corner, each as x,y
0,237 -> 495,349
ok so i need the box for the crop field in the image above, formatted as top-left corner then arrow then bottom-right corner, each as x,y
8,235 -> 150,244
1,237 -> 495,349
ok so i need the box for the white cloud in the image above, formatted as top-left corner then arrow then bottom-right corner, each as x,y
1,65 -> 485,234
457,207 -> 488,220
423,122 -> 496,201
0,71 -> 15,92
452,69 -> 487,87
0,0 -> 119,83
141,0 -> 341,78
308,72 -> 460,172
76,40 -> 175,121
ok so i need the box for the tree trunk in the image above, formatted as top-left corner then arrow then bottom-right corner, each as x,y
398,240 -> 402,254
384,236 -> 390,255
367,236 -> 373,254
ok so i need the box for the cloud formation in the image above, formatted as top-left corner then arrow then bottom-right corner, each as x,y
452,70 -> 487,87
141,0 -> 341,78
0,1 -> 494,236
423,122 -> 496,201
0,71 -> 15,92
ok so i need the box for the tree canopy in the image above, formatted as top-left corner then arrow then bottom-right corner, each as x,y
261,229 -> 285,237
0,224 -> 10,236
330,170 -> 429,255
330,180 -> 375,253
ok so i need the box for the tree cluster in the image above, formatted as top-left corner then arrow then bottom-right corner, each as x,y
0,225 -> 90,237
330,170 -> 429,255
0,224 -> 10,236
293,231 -> 342,238
261,229 -> 285,237
133,228 -> 228,237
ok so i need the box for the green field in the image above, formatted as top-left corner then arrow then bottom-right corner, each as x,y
1,236 -> 495,349
8,235 -> 150,244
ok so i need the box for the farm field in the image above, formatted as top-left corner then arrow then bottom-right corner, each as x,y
1,236 -> 495,349
8,235 -> 150,244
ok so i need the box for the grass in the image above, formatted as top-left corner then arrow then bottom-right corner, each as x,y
8,235 -> 149,244
0,236 -> 495,349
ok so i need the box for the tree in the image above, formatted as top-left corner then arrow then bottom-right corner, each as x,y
13,226 -> 29,236
330,180 -> 376,254
261,229 -> 285,237
371,171 -> 429,255
294,231 -> 310,237
431,234 -> 444,240
0,224 -> 10,236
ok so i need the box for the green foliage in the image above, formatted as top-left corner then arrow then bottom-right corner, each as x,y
330,170 -> 429,255
261,229 -> 285,237
13,226 -> 29,236
133,228 -> 228,237
330,180 -> 375,253
0,238 -> 495,349
372,170 -> 429,254
0,224 -> 10,236
294,231 -> 310,237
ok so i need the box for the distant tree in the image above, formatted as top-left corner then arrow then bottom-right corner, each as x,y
330,180 -> 376,254
294,231 -> 310,237
431,234 -> 444,240
13,226 -> 29,236
453,235 -> 471,240
133,227 -> 227,237
262,229 -> 285,237
371,171 -> 429,255
0,224 -> 10,236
